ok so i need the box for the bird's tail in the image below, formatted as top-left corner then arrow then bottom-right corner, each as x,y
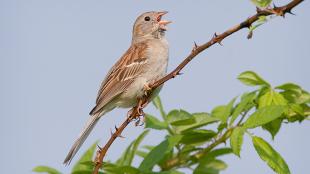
63,113 -> 101,165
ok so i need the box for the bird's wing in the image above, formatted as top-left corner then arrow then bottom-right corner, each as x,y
89,42 -> 149,115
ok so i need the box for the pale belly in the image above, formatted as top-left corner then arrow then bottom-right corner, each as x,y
116,40 -> 168,108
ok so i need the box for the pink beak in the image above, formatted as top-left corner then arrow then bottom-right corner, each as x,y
157,11 -> 172,30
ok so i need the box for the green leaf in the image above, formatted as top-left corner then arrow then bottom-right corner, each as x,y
249,16 -> 268,35
176,112 -> 219,133
258,89 -> 273,107
151,171 -> 184,174
251,0 -> 272,8
244,105 -> 285,129
117,130 -> 149,166
194,159 -> 227,174
170,117 -> 196,126
207,148 -> 233,159
167,109 -> 192,124
296,91 -> 310,104
180,129 -> 216,145
230,92 -> 256,125
211,98 -> 236,123
152,96 -> 166,119
252,136 -> 291,174
238,71 -> 270,87
262,118 -> 282,139
136,150 -> 148,158
33,166 -> 62,174
230,127 -> 245,157
139,135 -> 182,172
258,89 -> 287,108
276,83 -> 302,96
72,142 -> 97,172
103,163 -> 140,174
145,114 -> 168,130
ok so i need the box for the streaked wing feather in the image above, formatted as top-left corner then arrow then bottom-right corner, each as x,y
90,43 -> 148,115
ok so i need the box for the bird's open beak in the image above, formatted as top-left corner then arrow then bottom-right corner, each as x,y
157,11 -> 172,30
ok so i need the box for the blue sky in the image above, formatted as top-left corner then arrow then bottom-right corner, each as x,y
1,0 -> 309,173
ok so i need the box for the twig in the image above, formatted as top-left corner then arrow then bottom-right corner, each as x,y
92,0 -> 304,173
92,99 -> 147,174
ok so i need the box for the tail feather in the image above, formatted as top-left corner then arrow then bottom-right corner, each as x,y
63,114 -> 100,165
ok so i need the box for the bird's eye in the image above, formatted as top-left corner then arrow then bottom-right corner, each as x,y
144,16 -> 150,21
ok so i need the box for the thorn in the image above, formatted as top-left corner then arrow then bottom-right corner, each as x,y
213,32 -> 218,38
110,128 -> 113,136
191,41 -> 199,52
247,30 -> 253,39
256,7 -> 262,13
177,72 -> 183,76
194,41 -> 198,48
286,9 -> 295,15
118,134 -> 125,138
212,32 -> 223,46
114,125 -> 119,131
273,3 -> 277,8
97,144 -> 102,151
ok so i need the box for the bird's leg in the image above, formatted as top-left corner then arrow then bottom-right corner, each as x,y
143,83 -> 152,96
133,98 -> 149,126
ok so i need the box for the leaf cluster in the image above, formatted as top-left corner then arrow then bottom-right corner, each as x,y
34,71 -> 309,174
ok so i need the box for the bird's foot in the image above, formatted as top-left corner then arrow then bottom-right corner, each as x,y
143,84 -> 152,96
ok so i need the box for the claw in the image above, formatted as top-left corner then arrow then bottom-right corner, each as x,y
143,84 -> 151,96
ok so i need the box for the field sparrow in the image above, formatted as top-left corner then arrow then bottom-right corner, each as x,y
64,11 -> 171,164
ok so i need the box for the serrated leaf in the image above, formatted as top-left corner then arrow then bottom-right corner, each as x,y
251,0 -> 272,8
145,114 -> 168,130
262,118 -> 282,139
33,166 -> 62,174
72,142 -> 97,172
230,92 -> 256,125
230,127 -> 245,157
152,96 -> 166,118
198,148 -> 233,165
139,135 -> 182,172
117,130 -> 149,166
207,148 -> 233,159
176,112 -> 219,133
103,163 -> 140,174
167,109 -> 192,124
170,116 -> 196,126
180,130 -> 216,145
211,98 -> 236,123
194,159 -> 227,174
238,71 -> 270,87
252,136 -> 291,174
244,105 -> 285,129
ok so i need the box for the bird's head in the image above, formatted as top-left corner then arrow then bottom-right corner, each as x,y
132,11 -> 171,42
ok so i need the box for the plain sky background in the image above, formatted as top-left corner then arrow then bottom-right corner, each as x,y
1,0 -> 309,174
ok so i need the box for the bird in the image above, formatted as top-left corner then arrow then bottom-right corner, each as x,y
63,11 -> 171,165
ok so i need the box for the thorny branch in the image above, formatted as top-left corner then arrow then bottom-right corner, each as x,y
92,0 -> 304,173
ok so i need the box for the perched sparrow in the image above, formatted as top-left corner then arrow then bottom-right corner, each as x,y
64,11 -> 171,164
